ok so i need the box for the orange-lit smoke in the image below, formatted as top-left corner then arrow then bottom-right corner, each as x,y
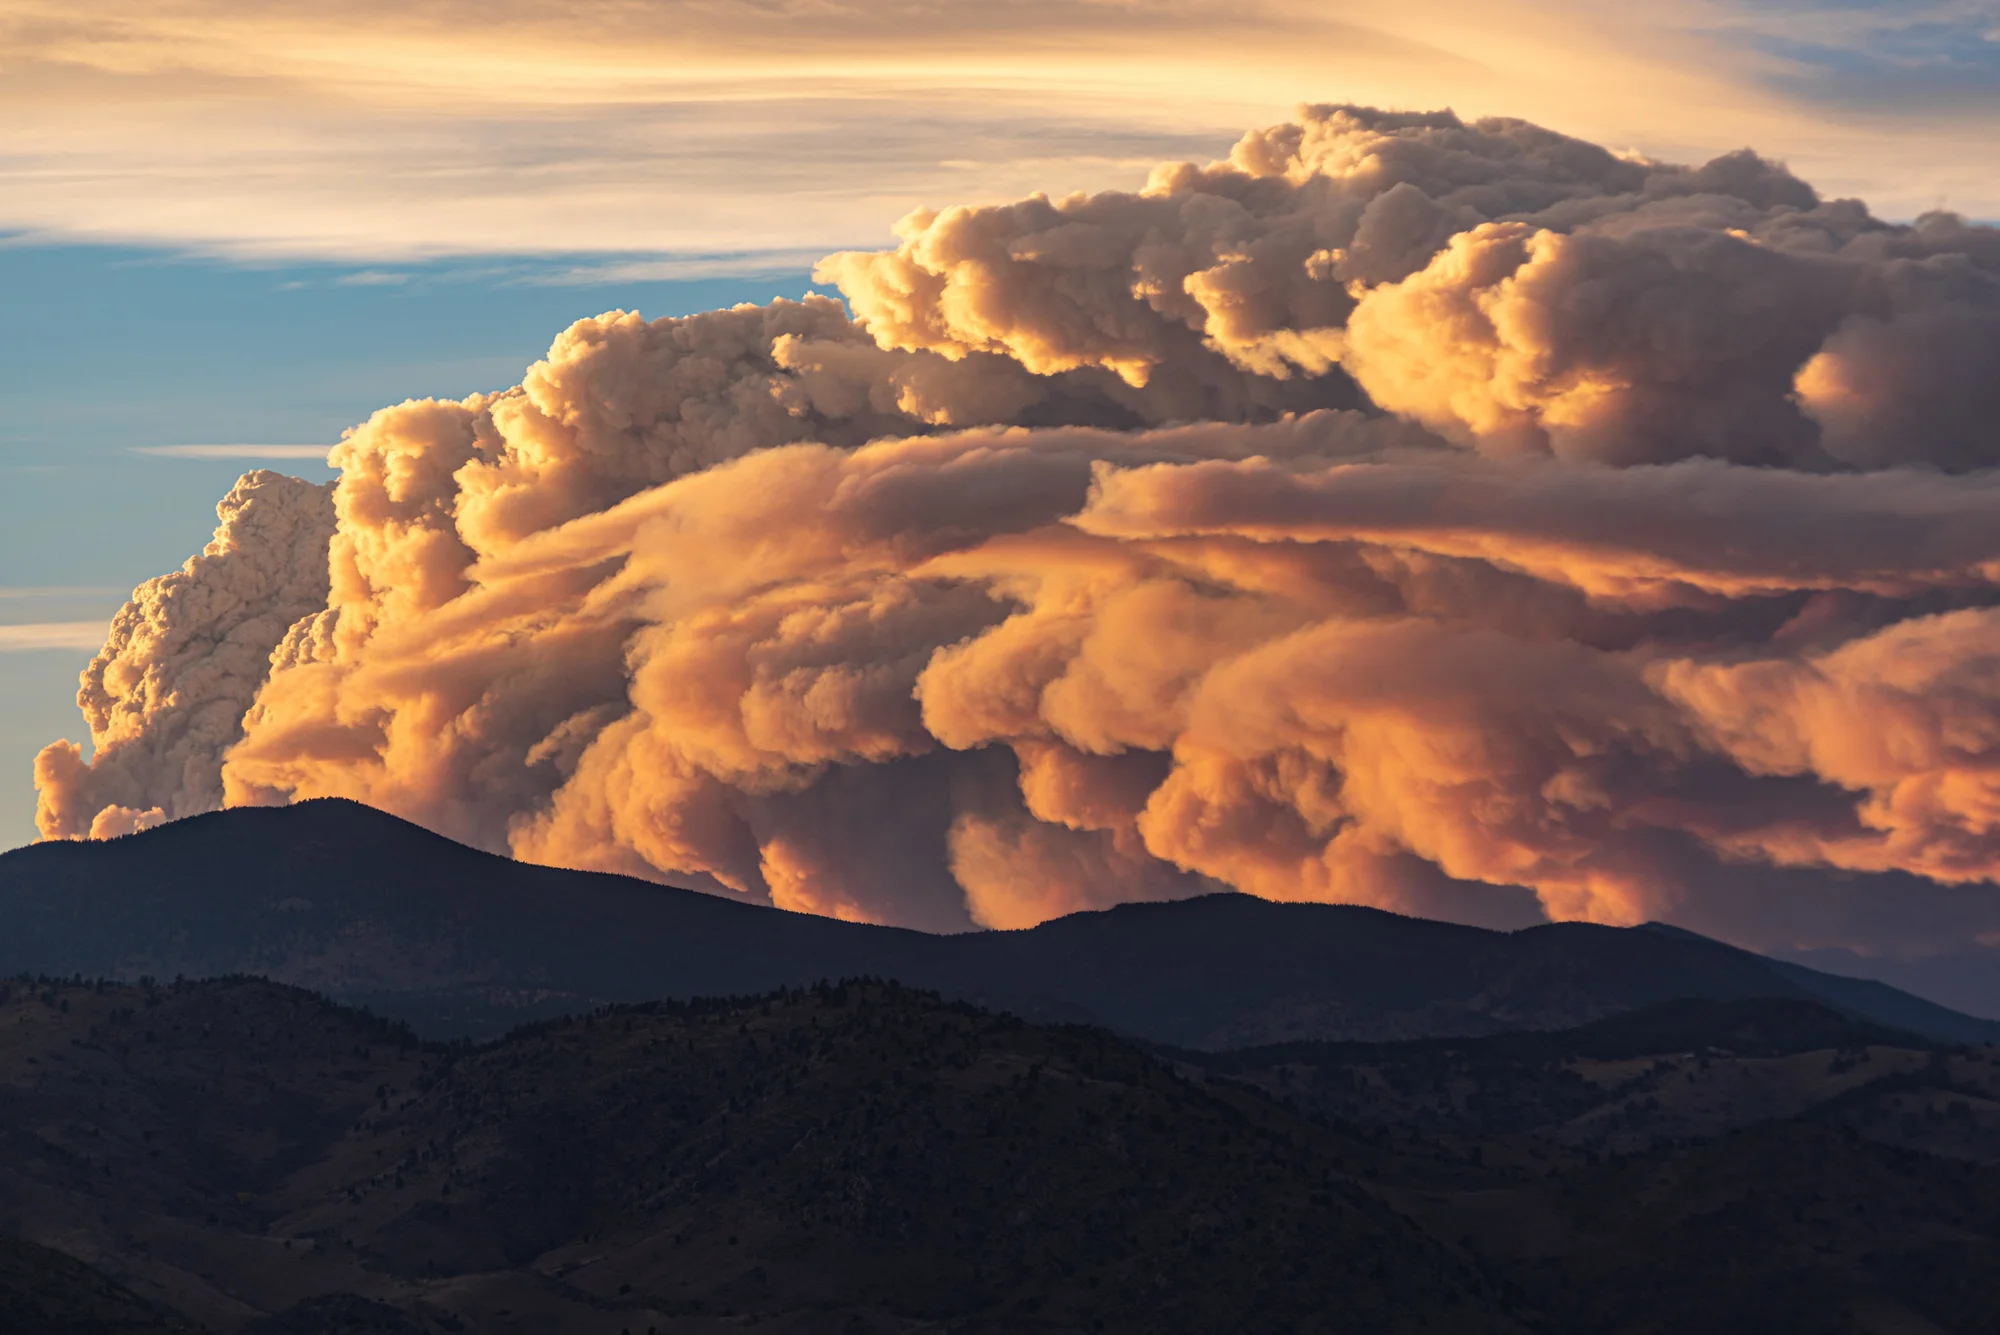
35,106 -> 2000,943
34,471 -> 336,841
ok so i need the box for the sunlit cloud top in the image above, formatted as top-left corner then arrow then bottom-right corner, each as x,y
3,0 -> 1994,260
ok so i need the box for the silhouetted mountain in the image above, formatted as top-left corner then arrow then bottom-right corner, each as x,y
0,799 -> 938,1039
4,799 -> 1995,1047
944,896 -> 1999,1047
5,977 -> 2000,1333
1776,942 -> 2000,1029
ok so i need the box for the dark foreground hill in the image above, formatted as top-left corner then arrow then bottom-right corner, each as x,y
4,978 -> 1999,1334
3,799 -> 1995,1046
0,1235 -> 193,1334
1185,996 -> 2000,1159
0,975 -> 1499,1334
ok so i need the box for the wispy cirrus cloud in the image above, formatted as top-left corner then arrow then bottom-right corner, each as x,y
133,444 -> 332,460
0,622 -> 107,652
518,251 -> 841,286
0,586 -> 120,600
0,0 -> 1991,263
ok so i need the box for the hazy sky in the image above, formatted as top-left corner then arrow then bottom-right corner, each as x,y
2,25 -> 1990,524
4,0 -> 1998,261
4,1 -> 2000,1006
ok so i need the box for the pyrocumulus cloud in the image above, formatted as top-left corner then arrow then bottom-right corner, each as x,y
36,106 -> 2000,952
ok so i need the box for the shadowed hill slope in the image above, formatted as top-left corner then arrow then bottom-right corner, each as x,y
0,1235 -> 196,1334
3,799 -> 1995,1046
4,978 -> 2000,1334
1185,996 -> 2000,1156
0,976 -> 1506,1334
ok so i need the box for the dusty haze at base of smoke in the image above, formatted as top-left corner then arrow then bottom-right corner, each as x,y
34,105 -> 2000,952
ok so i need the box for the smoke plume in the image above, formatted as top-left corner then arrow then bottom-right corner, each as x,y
35,471 -> 336,841
36,106 -> 2000,951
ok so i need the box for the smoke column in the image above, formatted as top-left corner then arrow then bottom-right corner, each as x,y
37,106 -> 2000,948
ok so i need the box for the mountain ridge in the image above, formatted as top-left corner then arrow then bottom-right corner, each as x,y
3,798 -> 1994,1047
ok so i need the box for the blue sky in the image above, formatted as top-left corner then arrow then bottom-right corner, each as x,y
0,243 -> 809,848
1712,0 -> 2000,113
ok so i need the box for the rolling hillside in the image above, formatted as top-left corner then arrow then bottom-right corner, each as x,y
4,977 -> 1998,1333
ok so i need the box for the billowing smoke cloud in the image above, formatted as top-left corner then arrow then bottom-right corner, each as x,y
35,106 -> 2000,955
35,471 -> 336,840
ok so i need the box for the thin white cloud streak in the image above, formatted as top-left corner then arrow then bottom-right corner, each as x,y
0,622 -> 109,652
520,251 -> 839,285
134,445 -> 333,460
0,0 -> 1993,259
0,587 -> 120,599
